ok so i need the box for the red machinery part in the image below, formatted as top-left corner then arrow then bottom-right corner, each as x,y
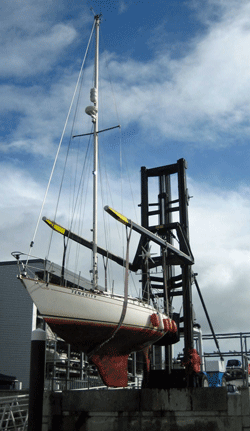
188,348 -> 201,373
171,321 -> 177,333
150,313 -> 160,328
163,318 -> 170,332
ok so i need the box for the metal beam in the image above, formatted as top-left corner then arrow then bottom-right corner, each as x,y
104,206 -> 194,265
193,273 -> 223,361
42,217 -> 135,271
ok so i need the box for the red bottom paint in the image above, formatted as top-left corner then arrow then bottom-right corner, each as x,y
44,316 -> 174,387
91,354 -> 129,387
44,317 -> 164,355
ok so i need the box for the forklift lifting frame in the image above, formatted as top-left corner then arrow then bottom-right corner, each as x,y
140,159 -> 194,376
139,158 -> 222,386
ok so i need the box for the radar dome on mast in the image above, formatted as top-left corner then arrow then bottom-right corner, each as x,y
85,105 -> 98,121
85,87 -> 98,121
90,87 -> 97,104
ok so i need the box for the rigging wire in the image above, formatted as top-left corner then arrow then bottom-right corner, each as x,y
121,148 -> 139,224
100,25 -> 121,127
67,50 -> 93,227
130,271 -> 141,299
70,135 -> 93,275
26,18 -> 96,266
98,147 -> 115,290
63,34 -> 96,275
45,121 -> 92,262
47,31 -> 96,262
96,39 -> 126,291
98,30 -> 128,288
96,30 -> 141,296
100,27 -> 139,225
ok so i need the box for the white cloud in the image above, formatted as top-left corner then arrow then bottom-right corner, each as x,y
118,1 -> 129,14
0,24 -> 77,77
2,0 -> 250,160
0,0 -> 77,80
0,69 -> 91,156
99,0 -> 250,145
188,180 -> 250,332
0,163 -> 45,259
0,0 -> 92,78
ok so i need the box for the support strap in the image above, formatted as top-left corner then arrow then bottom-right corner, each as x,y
88,225 -> 132,359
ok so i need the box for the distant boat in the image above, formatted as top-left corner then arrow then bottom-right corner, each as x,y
14,15 -> 179,387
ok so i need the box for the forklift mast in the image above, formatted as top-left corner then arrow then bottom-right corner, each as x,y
140,159 -> 194,373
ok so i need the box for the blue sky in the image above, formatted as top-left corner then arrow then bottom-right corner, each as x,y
1,0 -> 250,341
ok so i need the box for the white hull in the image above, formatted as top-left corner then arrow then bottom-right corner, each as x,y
20,276 -> 166,332
20,274 -> 180,387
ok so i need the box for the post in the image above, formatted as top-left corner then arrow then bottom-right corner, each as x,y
140,166 -> 149,302
178,159 -> 194,384
67,344 -> 71,390
28,328 -> 46,431
92,15 -> 100,289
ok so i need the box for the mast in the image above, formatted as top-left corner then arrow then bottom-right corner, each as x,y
85,15 -> 101,289
84,15 -> 119,289
92,15 -> 100,289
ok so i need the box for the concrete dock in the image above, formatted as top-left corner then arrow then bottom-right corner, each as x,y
42,387 -> 250,430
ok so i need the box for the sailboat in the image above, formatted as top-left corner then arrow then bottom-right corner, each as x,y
13,15 -> 180,387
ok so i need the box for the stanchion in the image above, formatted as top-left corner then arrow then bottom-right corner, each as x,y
28,328 -> 46,431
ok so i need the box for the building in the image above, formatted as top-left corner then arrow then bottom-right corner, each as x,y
0,259 -> 44,389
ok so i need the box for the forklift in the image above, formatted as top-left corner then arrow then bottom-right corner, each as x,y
135,159 -> 222,388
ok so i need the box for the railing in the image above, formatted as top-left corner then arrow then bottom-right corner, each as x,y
45,370 -> 104,391
45,340 -> 143,392
0,394 -> 29,431
45,370 -> 143,391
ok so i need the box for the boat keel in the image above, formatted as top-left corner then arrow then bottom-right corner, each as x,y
91,354 -> 129,387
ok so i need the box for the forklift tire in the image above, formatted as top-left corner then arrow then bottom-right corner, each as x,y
200,374 -> 209,387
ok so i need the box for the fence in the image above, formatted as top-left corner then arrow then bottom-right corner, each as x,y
45,340 -> 143,391
0,394 -> 29,431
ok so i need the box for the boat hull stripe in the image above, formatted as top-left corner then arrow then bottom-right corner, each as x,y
44,316 -> 162,333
